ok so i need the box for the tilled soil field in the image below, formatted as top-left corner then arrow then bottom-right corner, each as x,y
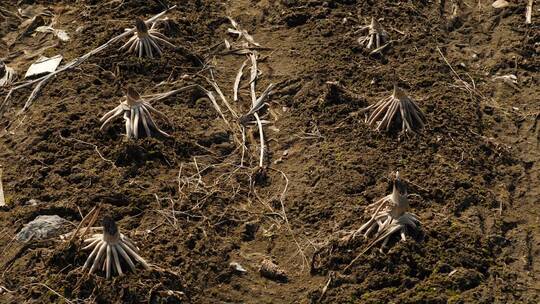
0,0 -> 538,303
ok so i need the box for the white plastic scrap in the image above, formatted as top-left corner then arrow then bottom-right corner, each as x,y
24,55 -> 63,78
229,262 -> 248,273
35,26 -> 70,42
16,215 -> 71,242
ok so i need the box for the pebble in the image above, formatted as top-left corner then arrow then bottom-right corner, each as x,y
16,215 -> 71,242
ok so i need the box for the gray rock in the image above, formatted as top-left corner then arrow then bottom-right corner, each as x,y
16,215 -> 71,242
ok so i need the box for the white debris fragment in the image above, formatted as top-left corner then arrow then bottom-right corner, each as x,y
24,55 -> 63,78
227,17 -> 260,47
492,0 -> 509,9
35,26 -> 70,42
492,74 -> 519,89
229,262 -> 248,273
492,74 -> 517,83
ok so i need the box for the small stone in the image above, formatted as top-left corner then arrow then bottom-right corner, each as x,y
242,222 -> 259,241
16,215 -> 71,242
259,259 -> 288,282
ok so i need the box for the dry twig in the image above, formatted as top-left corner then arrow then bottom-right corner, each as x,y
68,205 -> 102,243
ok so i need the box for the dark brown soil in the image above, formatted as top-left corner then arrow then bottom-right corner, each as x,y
0,0 -> 538,303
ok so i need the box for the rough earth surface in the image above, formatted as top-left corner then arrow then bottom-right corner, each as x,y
0,0 -> 538,303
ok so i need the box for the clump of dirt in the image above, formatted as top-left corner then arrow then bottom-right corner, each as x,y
0,0 -> 539,303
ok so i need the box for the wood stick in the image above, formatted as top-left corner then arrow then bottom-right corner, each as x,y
69,204 -> 101,243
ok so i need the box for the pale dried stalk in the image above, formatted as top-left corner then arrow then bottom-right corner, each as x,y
119,18 -> 176,58
358,17 -> 390,53
234,59 -> 248,101
227,17 -> 260,47
249,53 -> 258,106
254,113 -> 265,168
204,89 -> 230,126
0,167 -> 5,207
240,126 -> 246,167
526,0 -> 533,24
0,6 -> 176,115
205,77 -> 238,118
0,63 -> 16,87
236,53 -> 275,168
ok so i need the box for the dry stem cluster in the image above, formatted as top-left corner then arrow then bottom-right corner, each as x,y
100,87 -> 171,139
362,85 -> 426,134
119,18 -> 176,58
354,172 -> 420,250
82,217 -> 150,278
357,17 -> 390,54
345,172 -> 420,270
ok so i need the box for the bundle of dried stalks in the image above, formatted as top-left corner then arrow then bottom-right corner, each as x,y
357,17 -> 390,54
362,85 -> 426,134
345,172 -> 420,270
119,18 -> 176,58
82,217 -> 149,278
100,87 -> 172,139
